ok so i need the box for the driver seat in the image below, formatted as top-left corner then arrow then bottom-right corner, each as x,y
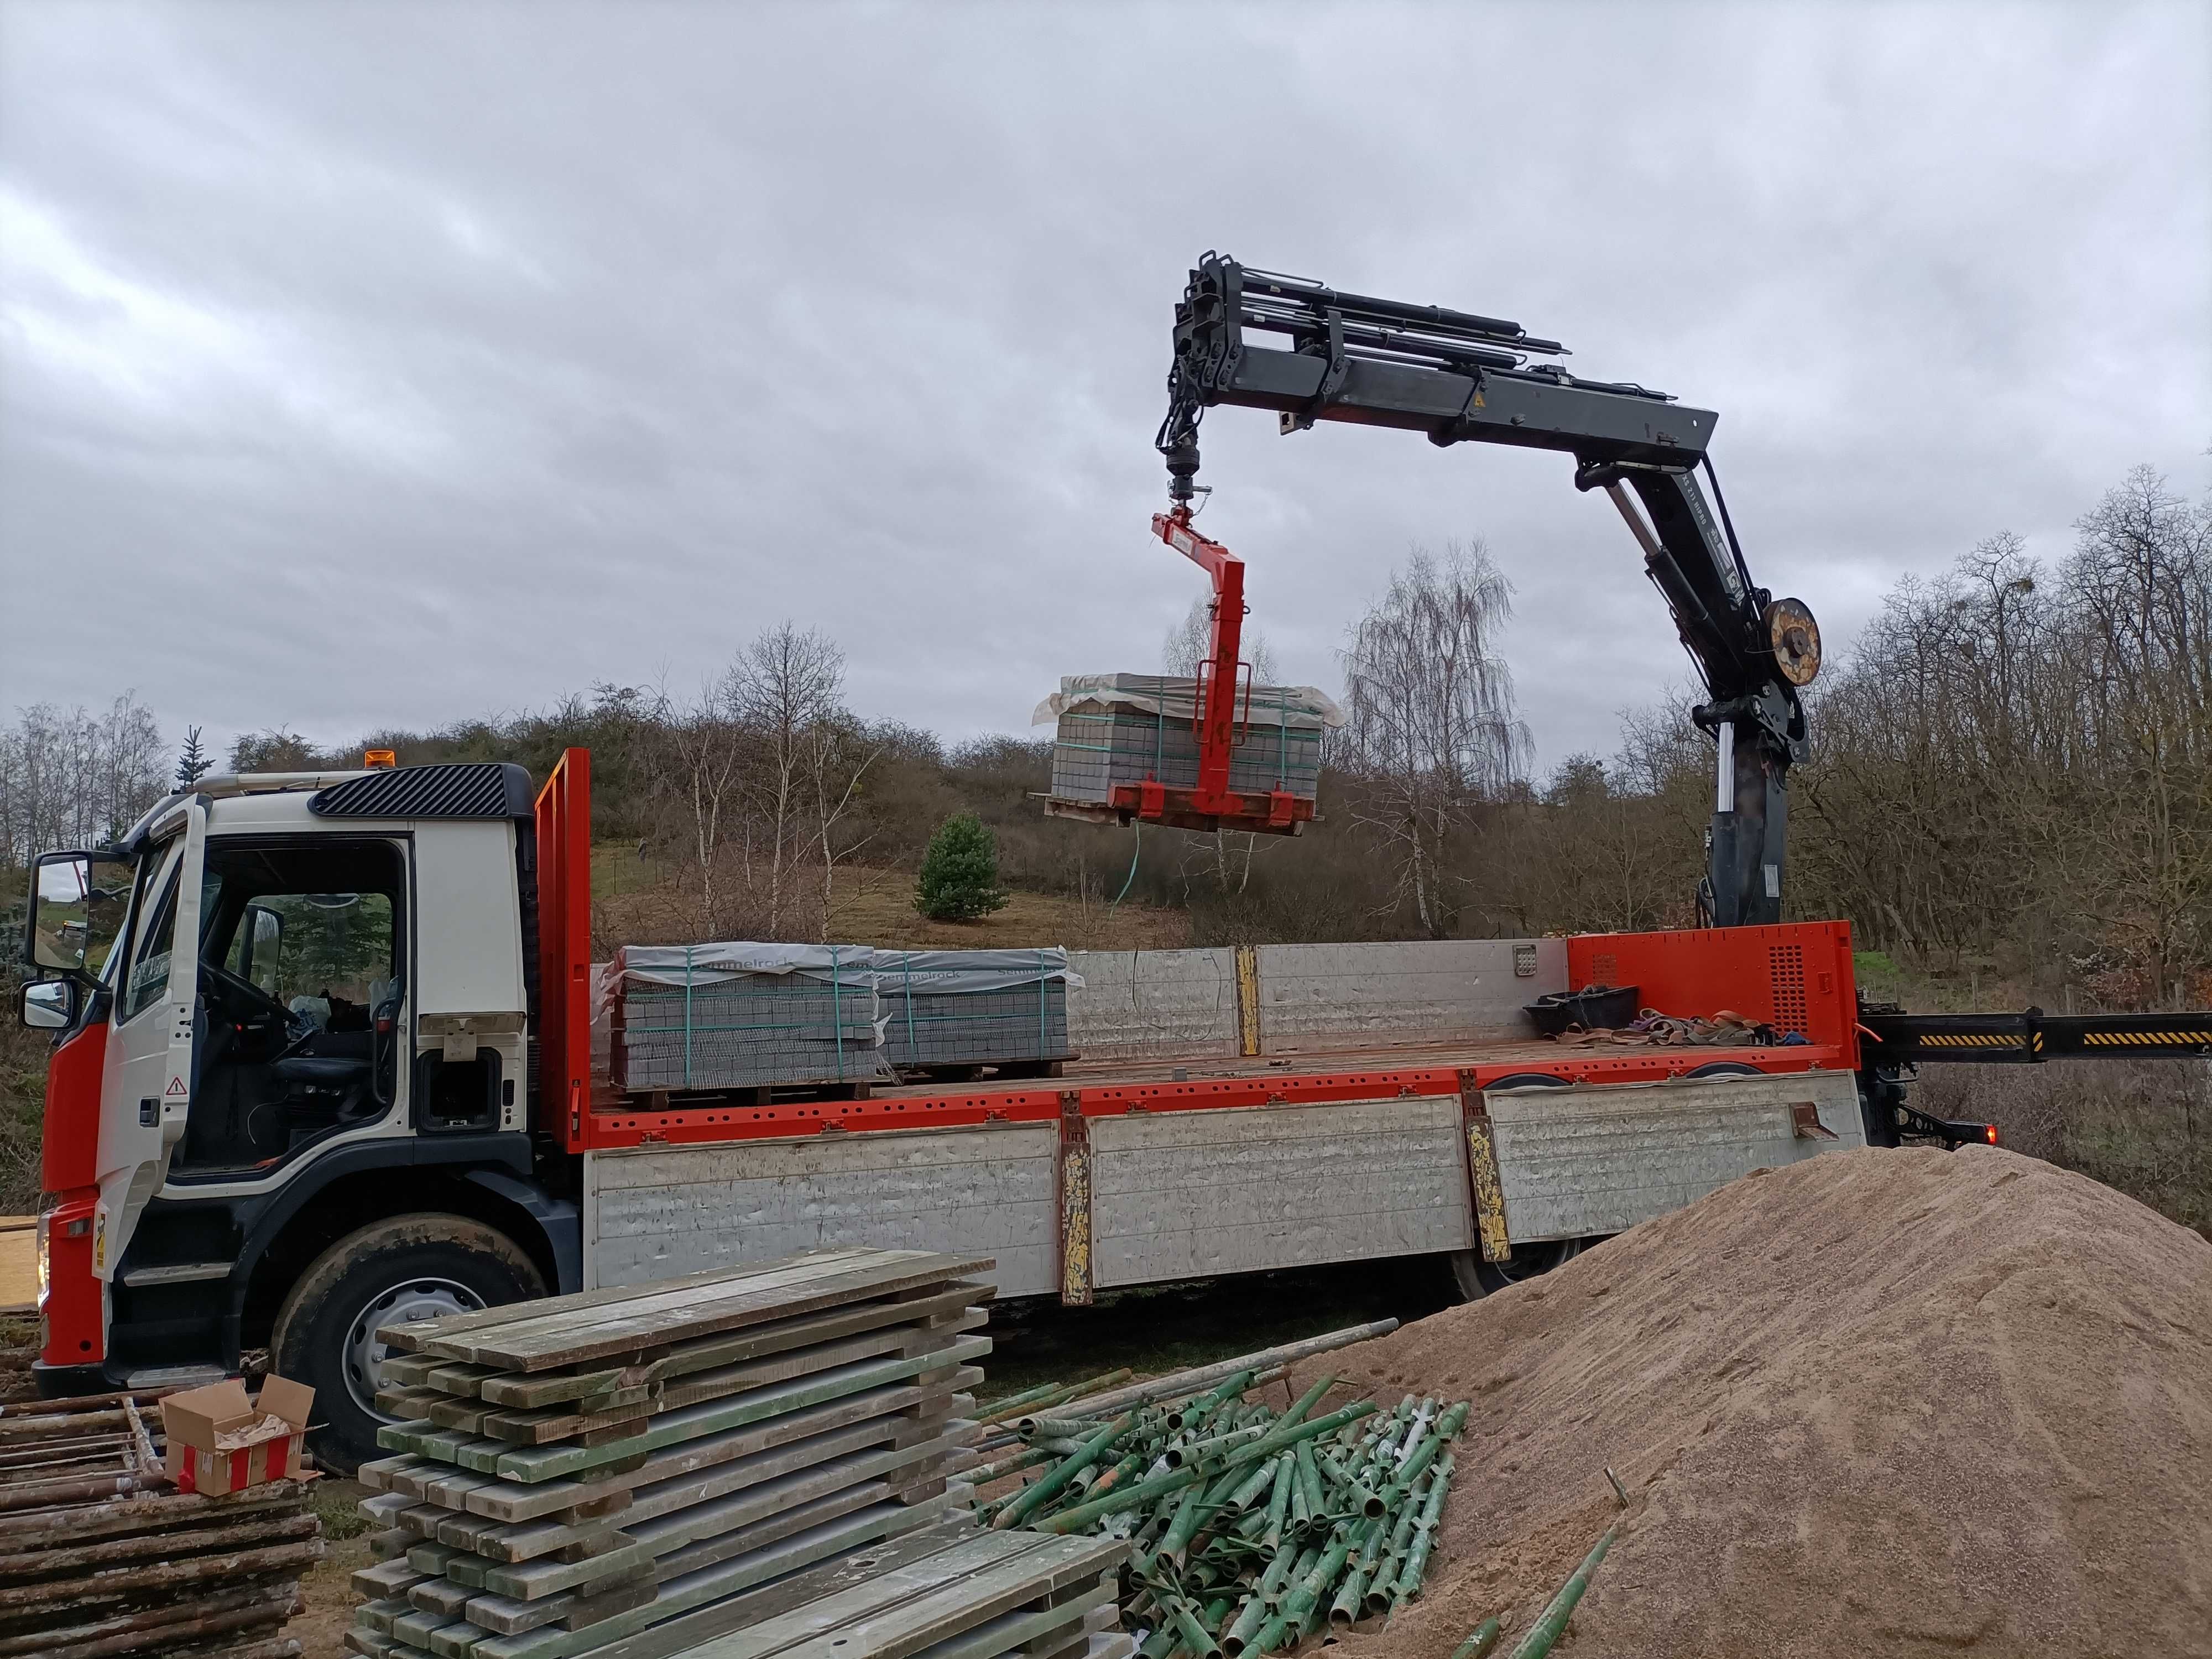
272,1048 -> 373,1142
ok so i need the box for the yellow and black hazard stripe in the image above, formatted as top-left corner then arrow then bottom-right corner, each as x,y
1902,1032 -> 2036,1050
2079,1029 -> 2212,1048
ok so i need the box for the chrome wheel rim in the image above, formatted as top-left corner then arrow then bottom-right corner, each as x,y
345,1276 -> 483,1418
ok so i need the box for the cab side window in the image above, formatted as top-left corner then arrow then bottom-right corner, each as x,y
118,852 -> 182,1024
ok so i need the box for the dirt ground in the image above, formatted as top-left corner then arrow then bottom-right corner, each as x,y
1299,1145 -> 2212,1657
294,1480 -> 373,1659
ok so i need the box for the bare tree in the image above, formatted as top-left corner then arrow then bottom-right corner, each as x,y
729,623 -> 847,940
0,693 -> 167,869
656,670 -> 749,938
1162,594 -> 1279,684
1337,542 -> 1528,935
807,712 -> 885,937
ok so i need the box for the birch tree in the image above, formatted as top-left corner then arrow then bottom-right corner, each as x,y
1338,542 -> 1527,936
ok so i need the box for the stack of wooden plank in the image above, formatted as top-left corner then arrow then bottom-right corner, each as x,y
0,1388 -> 321,1659
674,1521 -> 1133,1659
349,1249 -> 992,1659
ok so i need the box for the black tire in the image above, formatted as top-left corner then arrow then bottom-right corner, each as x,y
1449,1235 -> 1584,1300
272,1213 -> 544,1473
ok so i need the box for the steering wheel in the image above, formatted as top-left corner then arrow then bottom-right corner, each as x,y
201,958 -> 309,1045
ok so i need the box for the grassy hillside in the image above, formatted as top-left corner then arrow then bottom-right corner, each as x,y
590,848 -> 1190,954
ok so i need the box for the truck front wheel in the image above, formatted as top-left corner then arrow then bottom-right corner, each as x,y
272,1213 -> 545,1473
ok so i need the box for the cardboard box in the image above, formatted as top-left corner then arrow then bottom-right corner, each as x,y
159,1374 -> 315,1494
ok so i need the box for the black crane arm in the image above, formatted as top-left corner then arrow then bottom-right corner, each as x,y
1157,254 -> 1822,925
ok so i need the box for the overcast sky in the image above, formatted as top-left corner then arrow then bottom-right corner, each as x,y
3,1 -> 2207,776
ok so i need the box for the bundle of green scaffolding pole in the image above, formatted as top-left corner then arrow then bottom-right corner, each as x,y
973,1375 -> 1472,1658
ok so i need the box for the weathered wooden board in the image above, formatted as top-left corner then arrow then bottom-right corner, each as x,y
684,1529 -> 1126,1659
460,1281 -> 990,1407
1088,1096 -> 1474,1288
394,1250 -> 992,1371
587,1133 -> 1055,1296
467,1493 -> 966,1659
564,1519 -> 978,1659
478,1344 -> 988,1482
1486,1068 -> 1866,1241
454,1377 -> 968,1523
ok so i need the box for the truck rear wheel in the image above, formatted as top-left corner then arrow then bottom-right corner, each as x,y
1449,1071 -> 1583,1301
1450,1236 -> 1584,1300
272,1213 -> 545,1473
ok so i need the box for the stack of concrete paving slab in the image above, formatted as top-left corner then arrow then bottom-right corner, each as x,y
608,945 -> 888,1093
348,1248 -> 990,1659
873,951 -> 1082,1076
1034,676 -> 1342,807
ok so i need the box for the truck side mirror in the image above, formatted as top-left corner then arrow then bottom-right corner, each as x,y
242,904 -> 285,997
19,978 -> 77,1031
26,850 -> 132,977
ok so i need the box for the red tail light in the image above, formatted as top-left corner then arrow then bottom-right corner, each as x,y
1985,1124 -> 2000,1145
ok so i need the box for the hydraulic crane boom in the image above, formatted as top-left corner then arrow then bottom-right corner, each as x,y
1156,254 -> 1822,925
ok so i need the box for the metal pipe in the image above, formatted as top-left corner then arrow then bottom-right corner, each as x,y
1503,1472 -> 1632,1659
1451,1616 -> 1504,1659
1035,1401 -> 1378,1535
1716,720 -> 1736,813
993,1411 -> 1136,1530
1055,1325 -> 1394,1421
1391,1451 -> 1455,1609
1502,1521 -> 1620,1659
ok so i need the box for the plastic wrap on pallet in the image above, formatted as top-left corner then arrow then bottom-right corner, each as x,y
869,948 -> 1084,994
609,942 -> 889,1092
874,949 -> 1083,1071
1033,675 -> 1343,806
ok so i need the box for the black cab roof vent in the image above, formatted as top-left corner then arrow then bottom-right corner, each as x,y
309,763 -> 535,822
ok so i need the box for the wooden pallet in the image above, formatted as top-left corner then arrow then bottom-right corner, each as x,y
351,1250 -> 995,1659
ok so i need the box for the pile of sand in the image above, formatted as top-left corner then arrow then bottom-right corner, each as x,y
1298,1146 -> 2212,1656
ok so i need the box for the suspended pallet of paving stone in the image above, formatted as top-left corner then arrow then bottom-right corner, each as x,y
1037,676 -> 1339,808
348,1249 -> 992,1659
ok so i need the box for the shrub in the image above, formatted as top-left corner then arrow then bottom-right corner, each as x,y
915,813 -> 1010,922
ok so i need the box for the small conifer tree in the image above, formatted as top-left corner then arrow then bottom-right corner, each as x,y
176,726 -> 211,788
915,813 -> 1009,921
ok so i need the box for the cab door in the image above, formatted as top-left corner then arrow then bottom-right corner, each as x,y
92,802 -> 207,1281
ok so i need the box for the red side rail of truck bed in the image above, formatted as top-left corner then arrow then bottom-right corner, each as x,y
536,748 -> 595,1155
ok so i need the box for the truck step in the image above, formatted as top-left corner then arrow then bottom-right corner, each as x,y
121,1261 -> 234,1286
122,1362 -> 229,1387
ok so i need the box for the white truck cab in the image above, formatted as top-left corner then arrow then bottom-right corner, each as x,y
23,762 -> 582,1468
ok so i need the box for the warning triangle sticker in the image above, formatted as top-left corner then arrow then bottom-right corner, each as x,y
165,1076 -> 187,1097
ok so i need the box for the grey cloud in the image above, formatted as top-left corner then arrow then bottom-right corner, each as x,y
2,1 -> 2206,772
